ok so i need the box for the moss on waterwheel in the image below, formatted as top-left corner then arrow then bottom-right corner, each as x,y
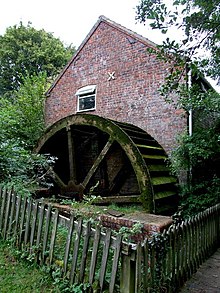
35,114 -> 178,214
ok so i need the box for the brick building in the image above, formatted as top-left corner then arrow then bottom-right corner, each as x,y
38,16 -> 204,213
45,16 -> 187,155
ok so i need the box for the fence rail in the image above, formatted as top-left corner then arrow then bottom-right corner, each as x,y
0,188 -> 123,292
0,187 -> 220,292
123,203 -> 220,292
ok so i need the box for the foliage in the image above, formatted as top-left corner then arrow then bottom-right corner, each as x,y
0,73 -> 56,192
0,240 -> 59,292
148,233 -> 170,292
177,84 -> 220,112
82,181 -> 103,205
118,221 -> 143,242
0,21 -> 75,95
136,0 -> 220,215
51,266 -> 91,292
1,239 -> 90,292
136,0 -> 220,119
170,128 -> 220,172
0,72 -> 47,147
0,145 -> 55,196
0,22 -> 74,191
179,176 -> 220,217
170,95 -> 220,215
136,0 -> 220,83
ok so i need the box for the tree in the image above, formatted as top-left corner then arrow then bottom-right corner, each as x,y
136,0 -> 220,215
0,73 -> 56,193
136,0 -> 220,84
0,72 -> 47,148
0,22 -> 75,95
0,23 -> 75,193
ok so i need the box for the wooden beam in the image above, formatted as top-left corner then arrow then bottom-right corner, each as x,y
48,167 -> 66,189
94,195 -> 139,204
82,138 -> 114,188
109,163 -> 131,194
67,128 -> 77,182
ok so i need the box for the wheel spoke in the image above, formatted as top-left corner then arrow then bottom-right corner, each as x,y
67,127 -> 77,182
47,167 -> 66,189
109,164 -> 132,194
82,138 -> 114,188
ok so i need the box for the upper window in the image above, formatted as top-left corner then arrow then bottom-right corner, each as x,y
76,85 -> 96,112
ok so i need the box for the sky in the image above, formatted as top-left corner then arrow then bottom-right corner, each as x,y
0,0 -> 166,47
0,0 -> 219,91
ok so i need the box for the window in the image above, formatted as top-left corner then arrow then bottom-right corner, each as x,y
76,85 -> 96,112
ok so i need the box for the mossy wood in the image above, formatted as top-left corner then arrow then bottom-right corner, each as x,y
35,114 -> 178,214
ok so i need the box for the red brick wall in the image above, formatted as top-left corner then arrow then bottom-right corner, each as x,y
45,21 -> 187,154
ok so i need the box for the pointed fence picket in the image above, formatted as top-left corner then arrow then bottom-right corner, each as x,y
0,187 -> 220,292
0,188 -> 122,293
132,204 -> 220,293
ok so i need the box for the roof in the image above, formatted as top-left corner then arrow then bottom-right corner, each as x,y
46,15 -> 158,96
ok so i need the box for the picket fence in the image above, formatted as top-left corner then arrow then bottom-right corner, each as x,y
0,187 -> 220,292
132,203 -> 220,292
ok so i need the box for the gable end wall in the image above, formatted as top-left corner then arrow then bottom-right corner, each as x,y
45,21 -> 187,154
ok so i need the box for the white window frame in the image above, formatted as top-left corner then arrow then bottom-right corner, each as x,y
76,85 -> 96,112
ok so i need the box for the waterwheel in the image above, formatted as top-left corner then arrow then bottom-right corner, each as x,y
35,114 -> 178,214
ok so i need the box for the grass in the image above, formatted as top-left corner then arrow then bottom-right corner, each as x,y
58,196 -> 144,216
107,203 -> 144,214
0,240 -> 59,293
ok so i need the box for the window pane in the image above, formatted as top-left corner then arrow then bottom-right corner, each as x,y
78,95 -> 95,111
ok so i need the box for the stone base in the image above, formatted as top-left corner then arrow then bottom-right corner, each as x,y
100,211 -> 173,241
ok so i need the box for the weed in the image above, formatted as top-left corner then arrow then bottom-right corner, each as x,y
118,221 -> 143,242
0,240 -> 58,292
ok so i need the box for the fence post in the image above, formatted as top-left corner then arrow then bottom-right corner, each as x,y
109,233 -> 123,293
7,191 -> 16,239
217,205 -> 220,247
120,250 -> 136,293
0,189 -> 7,234
3,189 -> 12,240
18,196 -> 28,247
135,243 -> 142,293
49,209 -> 59,265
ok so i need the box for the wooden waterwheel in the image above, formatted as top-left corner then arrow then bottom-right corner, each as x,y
35,114 -> 178,214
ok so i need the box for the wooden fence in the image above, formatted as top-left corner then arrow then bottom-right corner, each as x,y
0,188 -> 123,292
123,204 -> 220,292
0,187 -> 220,292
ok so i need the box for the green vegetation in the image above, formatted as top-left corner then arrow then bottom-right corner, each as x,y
58,196 -> 144,221
0,23 -> 74,193
136,0 -> 220,82
57,181 -> 144,217
0,73 -> 56,194
136,0 -> 220,217
0,22 -> 75,95
107,203 -> 144,214
0,240 -> 59,292
0,237 -> 93,292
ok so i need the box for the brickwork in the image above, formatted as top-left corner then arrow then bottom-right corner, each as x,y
100,212 -> 173,241
45,17 -> 187,154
